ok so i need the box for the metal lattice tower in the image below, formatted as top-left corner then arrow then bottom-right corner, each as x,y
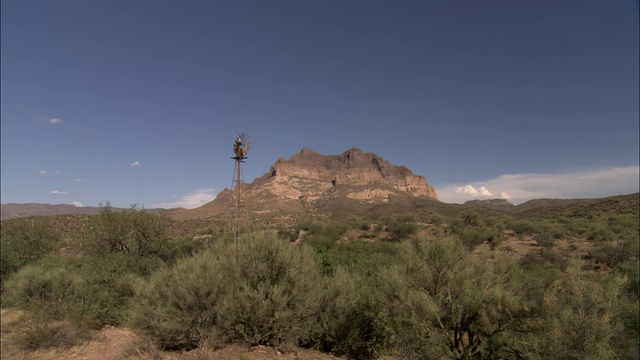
230,132 -> 251,242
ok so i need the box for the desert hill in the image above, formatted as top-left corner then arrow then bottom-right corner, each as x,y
0,203 -> 116,220
463,198 -> 516,211
176,147 -> 439,219
463,198 -> 596,213
0,203 -> 162,220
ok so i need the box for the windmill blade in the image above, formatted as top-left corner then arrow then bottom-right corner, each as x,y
242,135 -> 251,156
233,132 -> 250,157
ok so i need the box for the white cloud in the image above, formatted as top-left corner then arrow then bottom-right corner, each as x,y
129,161 -> 141,167
499,192 -> 512,199
153,188 -> 217,209
75,178 -> 87,182
73,201 -> 85,207
38,170 -> 49,175
40,116 -> 63,124
454,185 -> 493,196
51,190 -> 66,195
437,166 -> 639,205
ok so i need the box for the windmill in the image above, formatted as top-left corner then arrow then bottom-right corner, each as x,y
230,132 -> 251,241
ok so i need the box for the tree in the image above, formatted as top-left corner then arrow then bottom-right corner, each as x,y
85,203 -> 167,258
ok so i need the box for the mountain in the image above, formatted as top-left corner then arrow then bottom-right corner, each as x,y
462,198 -> 599,213
1,203 -> 104,220
177,148 -> 439,218
464,199 -> 515,211
0,203 -> 162,220
513,198 -> 592,212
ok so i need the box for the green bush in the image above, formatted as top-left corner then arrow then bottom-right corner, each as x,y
276,224 -> 299,242
384,213 -> 419,241
453,226 -> 503,250
510,219 -> 540,235
460,209 -> 482,226
129,233 -> 323,350
386,220 -> 418,241
590,240 -> 635,268
14,314 -> 93,350
524,261 -> 625,360
619,260 -> 640,298
84,203 -> 168,258
587,225 -> 617,242
327,240 -> 403,277
3,254 -> 144,328
155,236 -> 211,265
534,233 -> 556,248
1,217 -> 58,287
310,267 -> 373,357
520,248 -> 568,271
367,238 -> 536,359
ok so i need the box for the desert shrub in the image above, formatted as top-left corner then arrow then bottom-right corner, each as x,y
3,254 -> 143,328
619,260 -> 640,298
363,238 -> 538,359
0,217 -> 58,287
293,222 -> 350,249
397,213 -> 418,223
304,223 -> 350,250
453,226 -> 503,250
276,224 -> 299,242
195,225 -> 221,236
120,333 -> 164,360
520,248 -> 568,271
587,225 -> 617,242
386,219 -> 418,241
305,233 -> 338,250
509,219 -> 540,235
155,236 -> 211,265
348,217 -> 372,231
590,240 -> 636,268
294,221 -> 325,235
84,203 -> 168,258
534,233 -> 556,248
447,211 -> 505,250
523,261 -> 624,360
328,240 -> 403,278
460,209 -> 482,226
129,233 -> 323,350
310,267 -> 375,357
606,214 -> 639,239
15,315 -> 93,350
428,212 -> 444,225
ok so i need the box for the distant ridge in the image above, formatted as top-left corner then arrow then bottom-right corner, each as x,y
463,198 -> 593,213
464,199 -> 515,211
0,203 -> 163,220
513,198 -> 592,212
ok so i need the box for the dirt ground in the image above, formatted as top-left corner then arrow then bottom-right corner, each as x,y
0,308 -> 342,360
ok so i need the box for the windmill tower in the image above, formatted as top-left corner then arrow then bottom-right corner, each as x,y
230,132 -> 251,241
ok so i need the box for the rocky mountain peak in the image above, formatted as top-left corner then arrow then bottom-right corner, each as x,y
187,148 -> 438,216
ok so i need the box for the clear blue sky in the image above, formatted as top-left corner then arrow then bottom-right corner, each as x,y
2,0 -> 638,208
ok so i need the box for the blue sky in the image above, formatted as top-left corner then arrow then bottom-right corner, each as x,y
2,0 -> 638,208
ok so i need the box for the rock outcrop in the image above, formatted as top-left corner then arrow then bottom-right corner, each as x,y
185,148 -> 438,217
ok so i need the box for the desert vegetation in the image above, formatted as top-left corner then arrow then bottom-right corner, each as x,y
1,195 -> 638,359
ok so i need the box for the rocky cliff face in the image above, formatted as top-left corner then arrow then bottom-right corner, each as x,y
258,148 -> 437,201
185,148 -> 438,217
